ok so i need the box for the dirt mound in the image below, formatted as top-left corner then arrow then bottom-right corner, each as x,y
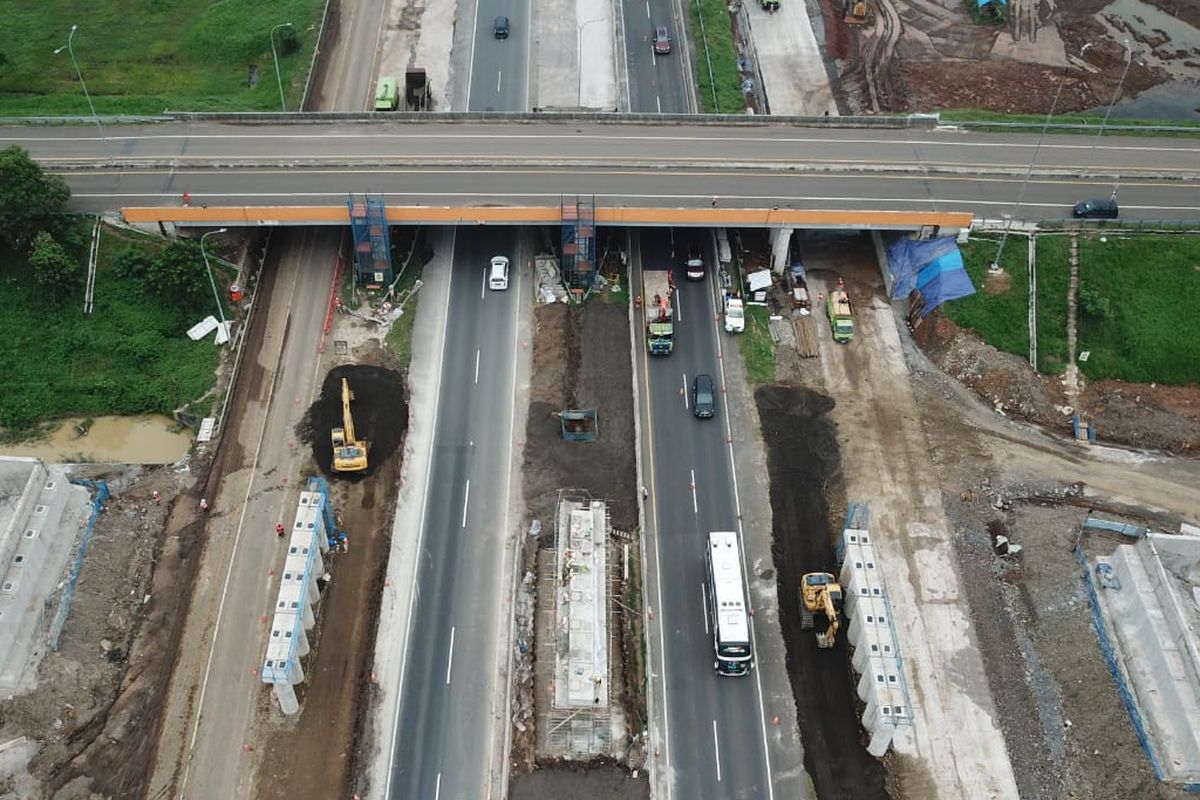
754,384 -> 889,800
298,365 -> 408,478
509,761 -> 649,799
917,314 -> 1200,455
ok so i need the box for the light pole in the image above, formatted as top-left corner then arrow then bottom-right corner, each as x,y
990,42 -> 1092,270
201,228 -> 230,335
576,17 -> 605,108
1091,37 -> 1134,198
270,22 -> 294,112
54,25 -> 103,139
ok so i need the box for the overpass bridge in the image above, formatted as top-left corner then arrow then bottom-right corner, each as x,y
7,113 -> 1200,228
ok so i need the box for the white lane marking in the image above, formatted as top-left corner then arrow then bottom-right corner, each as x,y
701,582 -> 709,634
386,231 -> 457,799
674,287 -> 682,322
713,720 -> 722,782
497,71 -> 503,93
481,268 -> 487,299
682,372 -> 689,410
651,52 -> 657,68
465,2 -> 481,109
462,479 -> 471,528
708,259 -> 777,800
445,627 -> 456,685
691,468 -> 698,514
179,236 -> 305,796
646,0 -> 651,16
435,773 -> 442,800
474,349 -> 481,384
656,95 -> 662,114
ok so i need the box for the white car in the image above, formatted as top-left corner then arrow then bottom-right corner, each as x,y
489,255 -> 510,290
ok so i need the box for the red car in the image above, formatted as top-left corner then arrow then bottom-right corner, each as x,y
654,26 -> 672,54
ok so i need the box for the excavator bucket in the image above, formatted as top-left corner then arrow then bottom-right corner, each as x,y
844,0 -> 868,24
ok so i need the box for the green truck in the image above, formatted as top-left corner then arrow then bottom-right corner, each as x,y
374,76 -> 399,111
644,270 -> 675,355
826,283 -> 855,343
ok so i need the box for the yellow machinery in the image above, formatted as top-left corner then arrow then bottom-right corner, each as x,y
799,572 -> 844,649
331,377 -> 369,473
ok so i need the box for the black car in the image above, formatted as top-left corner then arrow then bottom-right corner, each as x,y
1073,197 -> 1118,219
692,374 -> 716,419
493,15 -> 509,38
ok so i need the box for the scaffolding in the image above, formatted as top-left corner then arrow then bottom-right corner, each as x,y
347,194 -> 393,288
560,195 -> 596,292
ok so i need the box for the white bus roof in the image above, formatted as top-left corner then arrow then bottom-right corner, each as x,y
708,531 -> 750,643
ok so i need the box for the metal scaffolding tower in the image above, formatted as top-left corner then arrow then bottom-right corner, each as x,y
560,195 -> 596,291
347,194 -> 393,288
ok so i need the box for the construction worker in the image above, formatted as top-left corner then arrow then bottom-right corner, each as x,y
276,523 -> 285,537
199,498 -> 209,513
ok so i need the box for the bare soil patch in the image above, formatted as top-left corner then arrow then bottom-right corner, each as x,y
509,297 -> 646,799
298,364 -> 409,477
754,384 -> 889,800
915,314 -> 1200,455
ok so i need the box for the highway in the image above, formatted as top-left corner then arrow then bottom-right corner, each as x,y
639,230 -> 775,798
386,16 -> 528,799
623,0 -> 693,113
8,122 -> 1200,220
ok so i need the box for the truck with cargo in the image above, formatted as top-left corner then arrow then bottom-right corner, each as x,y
826,279 -> 855,343
643,270 -> 675,355
723,294 -> 745,333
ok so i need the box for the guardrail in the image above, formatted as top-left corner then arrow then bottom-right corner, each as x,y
2,110 -> 942,129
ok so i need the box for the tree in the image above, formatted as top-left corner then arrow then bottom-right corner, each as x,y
28,231 -> 82,302
0,146 -> 71,249
146,239 -> 210,309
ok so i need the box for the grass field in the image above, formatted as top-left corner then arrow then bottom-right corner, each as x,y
0,221 -> 221,439
686,0 -> 745,114
0,0 -> 326,116
385,235 -> 430,370
948,232 -> 1200,385
740,305 -> 776,384
1075,233 -> 1200,385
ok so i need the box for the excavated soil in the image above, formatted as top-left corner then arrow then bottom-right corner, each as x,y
298,365 -> 409,478
509,298 -> 646,799
754,384 -> 889,800
916,314 -> 1200,455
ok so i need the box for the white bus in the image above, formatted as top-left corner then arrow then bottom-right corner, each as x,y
705,531 -> 753,676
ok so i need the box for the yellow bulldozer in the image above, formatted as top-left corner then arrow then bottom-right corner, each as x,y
799,572 -> 844,649
331,377 -> 369,473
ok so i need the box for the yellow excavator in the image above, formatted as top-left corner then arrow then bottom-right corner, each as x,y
331,377 -> 369,473
799,572 -> 844,649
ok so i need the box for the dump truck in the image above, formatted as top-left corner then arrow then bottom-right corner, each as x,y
723,293 -> 745,334
405,67 -> 428,111
643,269 -> 675,355
826,279 -> 855,343
373,76 -> 399,111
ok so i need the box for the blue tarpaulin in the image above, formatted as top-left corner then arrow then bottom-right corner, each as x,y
885,235 -> 976,315
976,0 -> 1006,6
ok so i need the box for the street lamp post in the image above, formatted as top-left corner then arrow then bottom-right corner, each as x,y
270,22 -> 295,112
54,25 -> 103,139
990,43 -> 1093,271
576,17 -> 605,108
1091,37 -> 1134,198
201,228 -> 230,336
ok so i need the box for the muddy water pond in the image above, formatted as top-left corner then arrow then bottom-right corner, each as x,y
0,415 -> 193,464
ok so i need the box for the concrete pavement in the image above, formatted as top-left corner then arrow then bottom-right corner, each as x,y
745,0 -> 838,115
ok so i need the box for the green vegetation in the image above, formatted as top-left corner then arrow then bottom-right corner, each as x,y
948,232 -> 1200,386
1075,234 -> 1200,385
937,109 -> 1200,137
0,223 -> 221,439
686,0 -> 744,114
740,305 -> 776,384
0,0 -> 325,116
384,233 -> 431,370
962,0 -> 1007,25
947,234 -> 1031,358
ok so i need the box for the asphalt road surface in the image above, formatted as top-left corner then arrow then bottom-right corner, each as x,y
9,122 -> 1200,220
388,22 -> 529,799
468,0 -> 533,111
623,0 -> 692,113
639,229 -> 774,798
388,227 -> 523,799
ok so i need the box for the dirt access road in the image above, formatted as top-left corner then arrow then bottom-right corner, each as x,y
760,229 -> 1200,799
